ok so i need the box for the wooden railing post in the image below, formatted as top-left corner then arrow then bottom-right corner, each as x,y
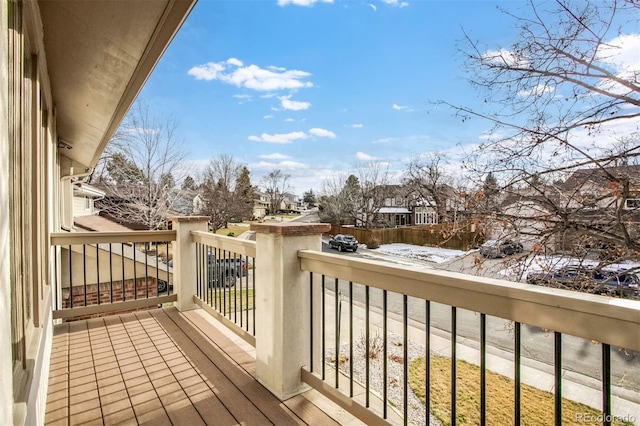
170,216 -> 209,312
251,222 -> 330,400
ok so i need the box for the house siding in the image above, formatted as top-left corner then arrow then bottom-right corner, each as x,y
0,0 -> 14,423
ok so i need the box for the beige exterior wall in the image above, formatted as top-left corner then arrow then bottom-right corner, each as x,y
73,195 -> 93,216
0,1 -> 13,423
3,2 -> 58,424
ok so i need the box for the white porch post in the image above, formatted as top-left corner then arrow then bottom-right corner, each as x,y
170,216 -> 208,312
251,222 -> 330,400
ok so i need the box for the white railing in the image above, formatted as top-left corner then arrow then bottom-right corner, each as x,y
190,230 -> 257,345
50,230 -> 177,320
297,249 -> 640,425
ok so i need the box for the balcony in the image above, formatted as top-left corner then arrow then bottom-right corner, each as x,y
47,218 -> 640,425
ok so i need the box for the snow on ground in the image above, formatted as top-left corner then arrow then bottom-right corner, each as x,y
366,243 -> 471,264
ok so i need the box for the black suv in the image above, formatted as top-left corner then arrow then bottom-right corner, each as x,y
328,234 -> 359,252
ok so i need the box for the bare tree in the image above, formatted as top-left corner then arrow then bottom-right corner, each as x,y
93,100 -> 187,230
441,0 -> 640,271
404,152 -> 459,223
261,169 -> 290,214
200,155 -> 254,231
319,163 -> 391,228
318,173 -> 356,225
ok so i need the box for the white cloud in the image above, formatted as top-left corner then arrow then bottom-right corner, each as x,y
382,0 -> 409,7
368,3 -> 377,11
351,123 -> 363,128
248,131 -> 308,144
517,84 -> 554,97
263,114 -> 274,119
188,59 -> 313,92
285,118 -> 295,122
309,128 -> 336,138
233,94 -> 252,99
260,153 -> 291,159
356,151 -> 378,160
277,0 -> 333,6
250,160 -> 310,170
279,95 -> 311,111
227,58 -> 244,67
596,33 -> 640,94
482,48 -> 529,68
392,103 -> 412,111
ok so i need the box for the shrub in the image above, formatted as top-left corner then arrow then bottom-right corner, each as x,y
366,237 -> 381,249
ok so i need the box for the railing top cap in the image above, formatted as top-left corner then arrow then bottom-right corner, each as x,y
169,216 -> 210,223
251,222 -> 331,236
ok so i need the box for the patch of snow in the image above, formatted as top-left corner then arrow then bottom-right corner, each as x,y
371,243 -> 470,264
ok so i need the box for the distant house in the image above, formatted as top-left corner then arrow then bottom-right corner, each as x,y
372,185 -> 440,227
253,191 -> 270,219
71,182 -> 134,232
170,189 -> 200,216
72,182 -> 105,218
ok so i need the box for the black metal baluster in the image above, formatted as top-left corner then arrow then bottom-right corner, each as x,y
229,253 -> 242,324
403,294 -> 408,425
68,245 -> 73,309
554,332 -> 562,426
480,314 -> 486,426
335,277 -> 339,389
310,272 -> 314,373
83,245 -> 87,306
54,248 -> 59,310
109,243 -> 113,303
451,306 -> 457,426
166,242 -> 170,295
515,322 -> 521,426
349,281 -> 353,398
239,255 -> 244,328
425,300 -> 430,425
365,285 -> 370,408
121,243 -> 125,301
154,241 -> 159,297
383,289 -> 388,419
602,343 -> 611,426
96,244 -> 100,305
132,243 -> 137,300
144,240 -> 149,298
322,275 -> 326,380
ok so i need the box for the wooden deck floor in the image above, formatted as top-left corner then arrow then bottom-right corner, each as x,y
45,307 -> 341,425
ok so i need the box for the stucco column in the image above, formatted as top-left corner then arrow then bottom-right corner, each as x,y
251,222 -> 330,400
170,216 -> 208,312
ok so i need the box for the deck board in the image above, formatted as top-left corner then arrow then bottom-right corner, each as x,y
45,307 -> 340,425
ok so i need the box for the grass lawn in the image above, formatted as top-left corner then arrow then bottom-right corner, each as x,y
409,356 -> 634,426
215,223 -> 253,237
207,288 -> 254,312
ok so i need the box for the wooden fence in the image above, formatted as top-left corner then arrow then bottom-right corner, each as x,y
329,223 -> 484,251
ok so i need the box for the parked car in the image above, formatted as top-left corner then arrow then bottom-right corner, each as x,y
167,255 -> 248,287
593,270 -> 640,298
526,266 -> 593,287
328,234 -> 359,252
526,266 -> 639,298
479,239 -> 523,258
206,253 -> 248,287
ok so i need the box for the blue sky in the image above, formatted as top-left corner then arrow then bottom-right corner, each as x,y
138,0 -> 639,195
